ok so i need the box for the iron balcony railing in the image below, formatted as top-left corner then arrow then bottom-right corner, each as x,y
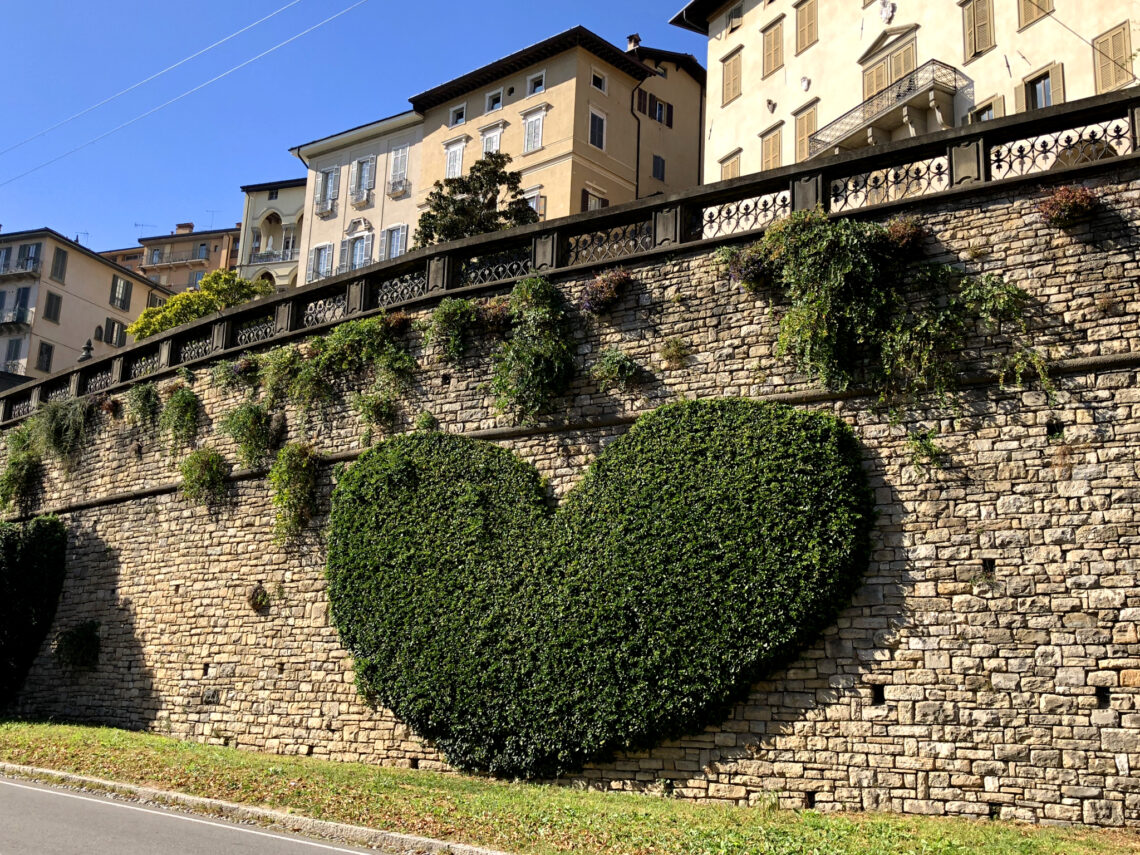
387,178 -> 410,197
142,250 -> 210,266
3,361 -> 23,374
0,260 -> 42,278
250,249 -> 300,265
809,59 -> 968,156
0,308 -> 34,326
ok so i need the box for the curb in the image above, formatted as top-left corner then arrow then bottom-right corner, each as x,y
0,761 -> 515,855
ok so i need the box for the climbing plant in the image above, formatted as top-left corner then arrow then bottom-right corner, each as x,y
326,399 -> 872,778
268,442 -> 322,542
219,401 -> 282,469
159,386 -> 201,451
179,446 -> 230,505
0,425 -> 42,513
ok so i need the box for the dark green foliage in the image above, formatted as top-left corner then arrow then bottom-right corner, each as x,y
590,347 -> 641,392
351,392 -> 398,432
423,298 -> 478,363
906,428 -> 947,471
416,152 -> 539,246
125,382 -> 161,428
54,620 -> 100,671
268,443 -> 322,542
179,447 -> 230,505
327,399 -> 872,778
257,345 -> 327,414
30,398 -> 94,468
414,411 -> 439,432
490,277 -> 574,420
0,516 -> 67,705
660,336 -> 691,368
160,386 -> 201,450
219,401 -> 281,469
579,268 -> 631,315
210,356 -> 260,392
0,425 -> 42,513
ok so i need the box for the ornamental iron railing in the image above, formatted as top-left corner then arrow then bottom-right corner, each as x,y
1,89 -> 1138,423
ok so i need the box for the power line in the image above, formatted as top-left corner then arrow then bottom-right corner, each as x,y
0,0 -> 372,189
0,0 -> 306,158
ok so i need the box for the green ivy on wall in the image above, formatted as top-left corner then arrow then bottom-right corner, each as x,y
326,398 -> 873,778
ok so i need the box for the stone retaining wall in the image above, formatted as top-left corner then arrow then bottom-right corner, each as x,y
11,168 -> 1140,827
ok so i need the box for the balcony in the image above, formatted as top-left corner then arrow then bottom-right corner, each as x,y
0,307 -> 34,330
350,188 -> 372,208
3,361 -> 23,375
387,178 -> 410,198
0,260 -> 42,281
809,60 -> 968,157
315,198 -> 336,218
250,249 -> 300,265
141,250 -> 210,268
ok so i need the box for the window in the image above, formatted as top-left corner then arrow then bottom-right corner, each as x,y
389,143 -> 410,195
1018,64 -> 1063,111
104,319 -> 126,348
149,248 -> 162,264
720,152 -> 742,180
652,155 -> 666,182
795,105 -> 817,162
44,292 -> 62,323
147,293 -> 166,309
350,155 -> 377,204
5,338 -> 22,367
16,243 -> 41,270
341,233 -> 373,272
483,126 -> 502,155
591,71 -> 607,93
523,188 -> 545,219
636,91 -> 674,127
109,276 -> 132,311
722,49 -> 742,105
863,40 -> 916,98
486,89 -> 503,112
796,0 -> 818,53
384,225 -> 408,260
0,248 -> 9,272
35,342 -> 52,374
268,189 -> 279,200
449,104 -> 466,127
589,108 -> 606,149
50,248 -> 67,282
963,0 -> 995,60
969,96 -> 1005,123
581,190 -> 609,212
527,71 -> 545,96
761,127 -> 782,172
307,244 -> 333,283
523,108 -> 545,153
762,19 -> 784,78
1019,0 -> 1052,28
316,166 -> 340,214
727,3 -> 744,32
445,140 -> 466,178
188,271 -> 205,290
1093,23 -> 1133,93
196,243 -> 208,260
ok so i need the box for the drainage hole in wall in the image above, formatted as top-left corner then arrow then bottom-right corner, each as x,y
277,662 -> 285,676
988,803 -> 1001,820
804,791 -> 817,809
1046,419 -> 1065,443
981,558 -> 996,576
871,684 -> 886,706
202,663 -> 210,677
1096,686 -> 1111,709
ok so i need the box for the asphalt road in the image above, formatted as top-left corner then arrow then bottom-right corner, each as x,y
0,777 -> 377,854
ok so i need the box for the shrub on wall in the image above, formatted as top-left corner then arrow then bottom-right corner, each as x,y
326,399 -> 873,778
0,515 -> 67,704
422,298 -> 478,364
30,398 -> 94,470
268,443 -> 322,542
179,447 -> 230,505
1038,185 -> 1098,228
579,268 -> 631,315
590,347 -> 641,392
0,425 -> 43,513
125,382 -> 161,429
219,401 -> 281,469
160,386 -> 201,451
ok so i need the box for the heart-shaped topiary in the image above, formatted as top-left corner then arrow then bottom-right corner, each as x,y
327,399 -> 873,778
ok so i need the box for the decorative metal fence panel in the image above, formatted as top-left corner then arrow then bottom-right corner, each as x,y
44,383 -> 71,403
127,352 -> 161,380
830,155 -> 951,213
10,397 -> 34,419
566,220 -> 654,266
235,314 -> 276,347
302,293 -> 348,328
698,190 -> 791,239
369,270 -> 430,309
990,115 -> 1134,179
84,368 -> 114,395
178,336 -> 212,364
458,245 -> 533,287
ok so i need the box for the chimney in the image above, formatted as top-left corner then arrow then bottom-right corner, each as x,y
175,222 -> 194,235
627,33 -> 641,51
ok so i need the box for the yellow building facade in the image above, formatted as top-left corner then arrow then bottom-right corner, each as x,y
671,0 -> 1137,180
236,178 -> 307,290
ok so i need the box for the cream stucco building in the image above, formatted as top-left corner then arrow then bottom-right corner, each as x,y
291,112 -> 425,285
132,223 -> 240,293
671,0 -> 1137,180
236,178 -> 307,290
1,229 -> 169,380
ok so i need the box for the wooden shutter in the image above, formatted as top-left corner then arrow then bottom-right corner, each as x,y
348,160 -> 360,194
637,89 -> 648,113
1048,62 -> 1065,105
763,22 -> 783,76
329,166 -> 340,200
797,0 -> 817,53
795,107 -> 817,162
722,52 -> 742,104
105,318 -> 114,345
973,0 -> 993,53
362,232 -> 374,265
666,103 -> 674,128
963,1 -> 977,58
397,226 -> 408,255
891,43 -> 916,82
600,198 -> 610,209
1095,25 -> 1131,92
762,129 -> 781,171
863,61 -> 887,98
581,189 -> 590,212
121,280 -> 132,312
314,172 -> 325,205
338,240 -> 349,272
306,249 -> 316,282
365,156 -> 377,190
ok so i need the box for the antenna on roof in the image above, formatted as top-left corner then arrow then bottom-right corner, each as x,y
206,209 -> 222,228
134,223 -> 157,236
73,232 -> 90,245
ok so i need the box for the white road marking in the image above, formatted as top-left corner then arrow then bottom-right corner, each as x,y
0,778 -> 370,853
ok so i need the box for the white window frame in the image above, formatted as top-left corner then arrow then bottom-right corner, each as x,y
588,107 -> 607,150
591,68 -> 607,93
449,103 -> 467,127
527,70 -> 546,96
485,88 -> 503,113
522,185 -> 544,219
521,105 -> 547,154
444,139 -> 467,179
482,127 -> 502,155
383,224 -> 408,261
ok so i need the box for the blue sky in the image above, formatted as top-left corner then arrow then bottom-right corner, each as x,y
0,1 -> 703,251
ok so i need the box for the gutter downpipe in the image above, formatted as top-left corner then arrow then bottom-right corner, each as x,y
630,77 -> 645,199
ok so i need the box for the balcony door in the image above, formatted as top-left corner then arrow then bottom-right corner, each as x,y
863,40 -> 916,99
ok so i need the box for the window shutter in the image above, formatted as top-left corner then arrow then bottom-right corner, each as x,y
600,198 -> 610,209
362,232 -> 374,265
797,0 -> 817,52
306,249 -> 316,282
329,166 -> 341,200
964,1 -> 977,58
581,189 -> 590,212
1048,62 -> 1065,105
377,232 -> 388,262
666,103 -> 674,128
122,280 -> 132,312
993,95 -> 1006,118
892,43 -> 916,82
648,94 -> 658,119
105,318 -> 115,345
314,172 -> 326,204
863,62 -> 887,98
398,226 -> 408,255
339,240 -> 349,272
366,155 -> 377,189
637,89 -> 648,113
1110,27 -> 1130,88
109,280 -> 116,305
1014,81 -> 1027,113
348,160 -> 360,193
974,1 -> 993,52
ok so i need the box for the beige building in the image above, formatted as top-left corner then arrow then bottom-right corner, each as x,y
100,246 -> 144,274
409,26 -> 706,221
0,229 -> 169,380
236,178 -> 307,290
290,112 -> 425,285
135,223 -> 240,292
671,0 -> 1137,179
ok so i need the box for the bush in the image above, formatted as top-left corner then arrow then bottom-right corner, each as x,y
210,356 -> 260,392
579,268 -> 631,315
422,298 -> 478,363
29,398 -> 94,468
1038,185 -> 1098,228
268,443 -> 322,542
0,426 -> 42,513
490,277 -> 574,420
127,270 -> 274,341
475,296 -> 512,334
591,348 -> 641,392
326,399 -> 873,778
351,392 -> 398,433
884,216 -> 927,255
54,620 -> 100,671
219,401 -> 281,469
179,447 -> 230,505
660,336 -> 691,369
414,411 -> 439,432
0,516 -> 67,704
125,382 -> 161,428
717,242 -> 776,294
160,386 -> 201,450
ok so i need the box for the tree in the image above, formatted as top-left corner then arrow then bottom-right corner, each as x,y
126,270 -> 274,342
416,151 -> 539,246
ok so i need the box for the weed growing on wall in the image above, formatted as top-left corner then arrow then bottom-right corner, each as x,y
905,428 -> 947,472
29,399 -> 94,470
326,399 -> 872,778
660,336 -> 691,369
159,386 -> 201,451
422,298 -> 478,364
0,425 -> 43,513
1038,185 -> 1099,228
219,401 -> 281,469
268,443 -> 321,542
125,382 -> 161,429
490,277 -> 574,420
579,268 -> 631,315
179,447 -> 230,505
591,348 -> 641,392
